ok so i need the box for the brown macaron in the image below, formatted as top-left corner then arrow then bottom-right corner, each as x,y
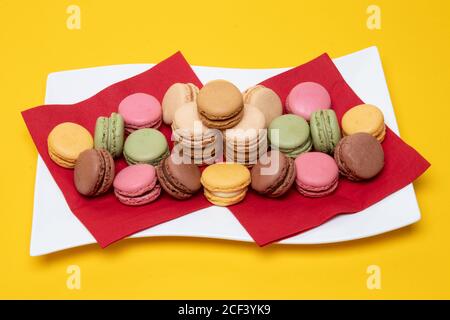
334,132 -> 384,181
156,154 -> 202,199
251,150 -> 296,197
197,80 -> 244,129
74,149 -> 115,196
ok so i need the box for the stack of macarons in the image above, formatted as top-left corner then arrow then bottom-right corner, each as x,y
197,80 -> 244,129
171,102 -> 217,165
224,105 -> 268,166
118,93 -> 163,134
201,163 -> 251,206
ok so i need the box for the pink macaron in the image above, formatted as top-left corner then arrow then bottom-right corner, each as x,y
294,152 -> 339,197
286,82 -> 331,121
113,164 -> 161,206
118,93 -> 162,134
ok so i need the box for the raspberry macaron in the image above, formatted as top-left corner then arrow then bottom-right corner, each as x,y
113,164 -> 161,206
294,152 -> 339,197
118,93 -> 162,134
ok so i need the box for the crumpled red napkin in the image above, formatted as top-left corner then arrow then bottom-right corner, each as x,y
227,53 -> 430,246
22,52 -> 211,248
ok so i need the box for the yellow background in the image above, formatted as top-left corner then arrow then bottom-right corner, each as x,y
1,0 -> 449,299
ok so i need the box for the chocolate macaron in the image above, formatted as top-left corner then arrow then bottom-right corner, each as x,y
156,154 -> 202,200
197,80 -> 244,129
74,149 -> 115,196
334,132 -> 384,181
251,150 -> 296,198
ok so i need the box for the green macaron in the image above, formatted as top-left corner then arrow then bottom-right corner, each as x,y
310,110 -> 341,154
123,128 -> 169,166
94,112 -> 124,158
268,114 -> 312,158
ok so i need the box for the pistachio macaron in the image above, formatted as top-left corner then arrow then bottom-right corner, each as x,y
268,114 -> 312,158
94,112 -> 124,158
123,128 -> 169,166
310,109 -> 341,154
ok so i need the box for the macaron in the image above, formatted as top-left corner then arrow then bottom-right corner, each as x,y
197,80 -> 244,129
94,112 -> 125,158
123,128 -> 169,166
341,104 -> 386,142
251,150 -> 296,198
162,83 -> 199,125
201,163 -> 251,207
294,152 -> 339,198
334,133 -> 384,181
171,102 -> 218,165
74,149 -> 115,197
156,154 -> 202,200
118,93 -> 162,134
286,82 -> 331,121
310,109 -> 341,154
268,114 -> 312,158
243,85 -> 283,127
113,164 -> 161,206
224,105 -> 268,166
47,122 -> 93,168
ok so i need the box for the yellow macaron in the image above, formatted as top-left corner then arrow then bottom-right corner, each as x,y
48,122 -> 93,168
201,163 -> 251,206
341,104 -> 386,142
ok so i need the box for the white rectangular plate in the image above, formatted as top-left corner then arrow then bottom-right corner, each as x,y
30,46 -> 421,256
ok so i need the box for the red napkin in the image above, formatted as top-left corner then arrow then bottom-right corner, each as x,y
22,52 -> 211,248
228,53 -> 430,246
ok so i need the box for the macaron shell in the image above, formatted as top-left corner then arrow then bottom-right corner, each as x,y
197,80 -> 244,119
199,107 -> 244,130
204,188 -> 247,207
201,163 -> 251,192
225,105 -> 266,142
96,149 -> 115,195
296,178 -> 338,197
48,122 -> 93,168
243,85 -> 283,127
118,93 -> 162,127
341,104 -> 385,137
115,184 -> 161,206
94,117 -> 109,151
162,83 -> 199,125
286,82 -> 331,121
108,113 -> 124,158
